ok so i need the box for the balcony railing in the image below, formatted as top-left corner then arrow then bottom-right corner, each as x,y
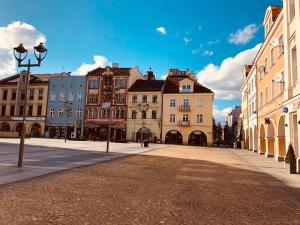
179,120 -> 190,126
179,105 -> 191,112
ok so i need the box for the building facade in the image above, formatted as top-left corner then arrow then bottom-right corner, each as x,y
0,71 -> 68,137
224,106 -> 242,147
84,64 -> 144,142
247,66 -> 258,152
282,0 -> 300,170
126,70 -> 165,143
162,69 -> 214,146
46,75 -> 86,139
255,6 -> 285,160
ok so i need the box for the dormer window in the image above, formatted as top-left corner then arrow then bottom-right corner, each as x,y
181,84 -> 191,93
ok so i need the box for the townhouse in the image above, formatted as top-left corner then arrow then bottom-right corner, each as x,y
162,69 -> 214,146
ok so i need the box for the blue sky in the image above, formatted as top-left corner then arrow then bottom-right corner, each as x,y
0,0 -> 282,122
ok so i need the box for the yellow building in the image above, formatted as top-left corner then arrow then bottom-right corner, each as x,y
255,6 -> 286,160
282,0 -> 300,171
0,70 -> 68,137
126,71 -> 165,143
162,69 -> 214,146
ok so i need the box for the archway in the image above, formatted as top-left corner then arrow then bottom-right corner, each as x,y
266,120 -> 275,157
249,127 -> 253,151
30,123 -> 42,137
165,130 -> 183,145
137,127 -> 151,142
188,130 -> 207,146
253,125 -> 258,152
15,123 -> 23,136
0,122 -> 10,132
259,124 -> 266,154
277,116 -> 286,159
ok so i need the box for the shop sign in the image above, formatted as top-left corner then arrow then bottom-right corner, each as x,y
12,117 -> 45,121
170,130 -> 178,134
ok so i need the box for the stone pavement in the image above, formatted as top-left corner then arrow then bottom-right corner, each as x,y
0,138 -> 165,186
0,145 -> 300,225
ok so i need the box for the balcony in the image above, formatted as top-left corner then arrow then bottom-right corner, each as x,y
179,120 -> 190,126
179,105 -> 191,112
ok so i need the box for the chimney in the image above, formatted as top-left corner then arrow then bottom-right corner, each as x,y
112,63 -> 119,68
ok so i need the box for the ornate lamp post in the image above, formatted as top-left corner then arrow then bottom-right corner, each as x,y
137,103 -> 150,147
13,43 -> 48,167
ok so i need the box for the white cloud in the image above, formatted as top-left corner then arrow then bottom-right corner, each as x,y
0,21 -> 46,78
202,50 -> 214,56
183,36 -> 191,44
208,39 -> 221,45
197,43 -> 262,100
214,106 -> 232,123
73,55 -> 111,75
156,27 -> 167,35
229,24 -> 259,45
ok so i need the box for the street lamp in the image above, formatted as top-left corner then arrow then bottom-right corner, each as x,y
13,43 -> 48,168
137,103 -> 150,147
64,101 -> 73,143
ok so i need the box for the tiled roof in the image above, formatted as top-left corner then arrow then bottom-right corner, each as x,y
163,76 -> 213,94
128,80 -> 165,92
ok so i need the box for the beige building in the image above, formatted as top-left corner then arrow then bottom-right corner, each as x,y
162,69 -> 214,146
0,70 -> 68,137
282,0 -> 300,170
126,71 -> 165,143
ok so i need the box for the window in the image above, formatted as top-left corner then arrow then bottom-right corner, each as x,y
260,92 -> 263,108
142,95 -> 147,103
50,92 -> 56,101
116,109 -> 120,119
89,79 -> 99,89
77,92 -> 82,102
10,105 -> 15,116
197,99 -> 203,107
132,95 -> 137,103
169,114 -> 175,123
289,0 -> 295,22
183,99 -> 189,107
29,89 -> 35,100
169,99 -> 176,107
88,94 -> 98,104
68,92 -> 74,101
37,105 -> 42,116
272,81 -> 275,100
265,87 -> 268,104
197,114 -> 203,123
1,105 -> 6,116
152,95 -> 158,103
2,90 -> 7,101
292,47 -> 298,86
19,105 -> 24,116
49,108 -> 55,118
76,108 -> 82,118
132,110 -> 137,119
116,94 -> 125,104
181,84 -> 191,92
265,58 -> 268,73
152,110 -> 157,119
38,89 -> 43,100
142,110 -> 147,119
271,48 -> 275,66
59,91 -> 65,101
21,74 -> 26,83
20,89 -> 25,100
120,109 -> 125,119
67,108 -> 72,117
12,89 -> 16,100
28,105 -> 33,116
118,79 -> 127,88
279,36 -> 284,56
183,114 -> 189,122
58,109 -> 64,118
102,109 -> 109,118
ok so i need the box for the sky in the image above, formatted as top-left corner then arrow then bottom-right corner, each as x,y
0,0 -> 282,122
